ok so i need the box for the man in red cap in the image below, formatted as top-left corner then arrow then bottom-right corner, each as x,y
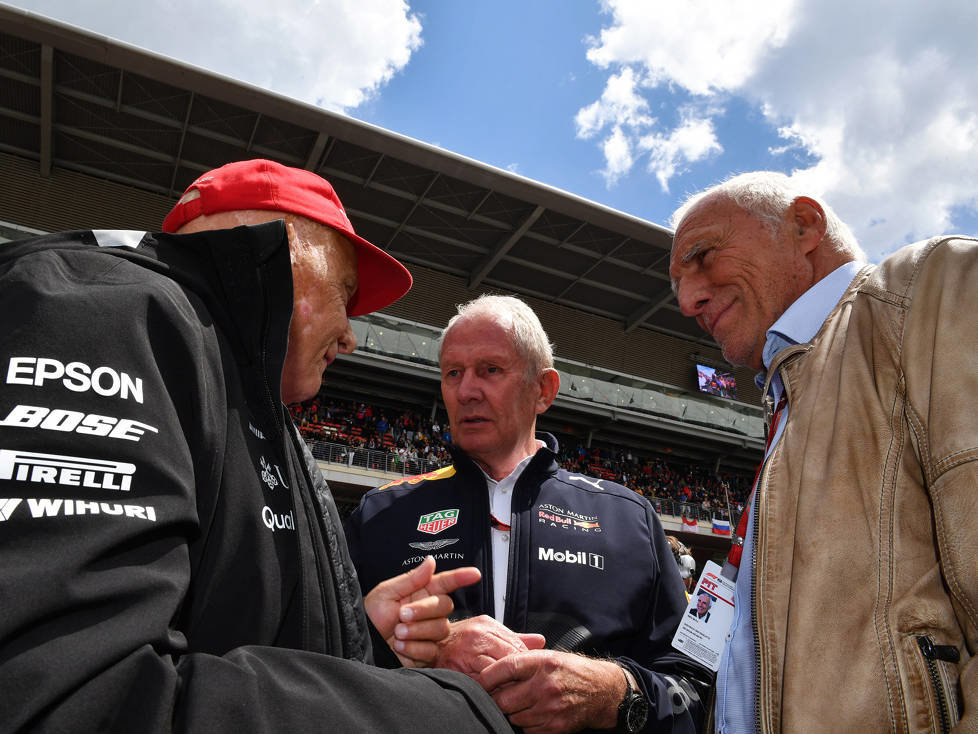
162,158 -> 414,403
0,159 -> 510,732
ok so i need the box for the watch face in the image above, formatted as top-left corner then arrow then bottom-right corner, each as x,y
626,694 -> 649,732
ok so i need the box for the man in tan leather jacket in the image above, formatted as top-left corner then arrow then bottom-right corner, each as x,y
669,171 -> 976,733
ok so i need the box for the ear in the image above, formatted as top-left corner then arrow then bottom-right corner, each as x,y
534,368 -> 560,415
791,196 -> 826,256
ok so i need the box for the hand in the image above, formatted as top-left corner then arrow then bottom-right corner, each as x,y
363,556 -> 481,667
433,615 -> 546,678
477,651 -> 627,734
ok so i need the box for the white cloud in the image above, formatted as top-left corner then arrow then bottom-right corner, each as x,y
576,0 -> 792,192
585,0 -> 796,96
576,67 -> 659,185
639,112 -> 722,192
575,66 -> 654,138
9,0 -> 422,111
581,0 -> 978,259
600,125 -> 633,184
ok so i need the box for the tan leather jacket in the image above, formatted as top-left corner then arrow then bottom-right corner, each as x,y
753,236 -> 978,733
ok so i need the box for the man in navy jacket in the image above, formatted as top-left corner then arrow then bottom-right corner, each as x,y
346,294 -> 711,734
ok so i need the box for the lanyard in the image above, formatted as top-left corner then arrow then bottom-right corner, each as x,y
726,395 -> 787,570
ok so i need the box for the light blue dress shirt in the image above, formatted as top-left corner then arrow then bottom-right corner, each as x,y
714,261 -> 864,734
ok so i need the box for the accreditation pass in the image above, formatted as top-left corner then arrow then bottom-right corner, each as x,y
671,560 -> 735,671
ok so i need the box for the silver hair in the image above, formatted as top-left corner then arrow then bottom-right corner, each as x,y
439,294 -> 554,379
670,171 -> 865,261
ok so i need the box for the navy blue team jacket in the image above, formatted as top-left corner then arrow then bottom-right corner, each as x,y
345,434 -> 712,734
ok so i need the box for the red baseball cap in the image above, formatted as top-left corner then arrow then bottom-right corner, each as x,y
162,158 -> 412,316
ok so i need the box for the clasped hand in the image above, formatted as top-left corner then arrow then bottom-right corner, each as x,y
365,562 -> 624,733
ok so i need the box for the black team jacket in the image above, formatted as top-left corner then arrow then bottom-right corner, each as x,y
346,435 -> 713,734
0,222 -> 509,733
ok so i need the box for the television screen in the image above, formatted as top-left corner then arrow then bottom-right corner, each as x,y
695,364 -> 738,400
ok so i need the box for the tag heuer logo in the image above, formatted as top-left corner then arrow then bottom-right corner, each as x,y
417,508 -> 459,535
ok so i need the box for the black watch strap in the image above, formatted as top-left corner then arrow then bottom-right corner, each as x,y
615,665 -> 649,733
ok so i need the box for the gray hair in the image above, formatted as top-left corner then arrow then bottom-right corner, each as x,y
671,171 -> 865,261
439,294 -> 554,379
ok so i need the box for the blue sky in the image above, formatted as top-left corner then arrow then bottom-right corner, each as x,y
356,2 -> 612,194
354,1 -> 823,235
9,0 -> 978,262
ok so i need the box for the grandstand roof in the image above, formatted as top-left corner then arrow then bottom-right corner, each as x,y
0,5 -> 763,472
0,4 -> 706,346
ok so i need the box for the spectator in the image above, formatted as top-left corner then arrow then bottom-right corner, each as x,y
666,536 -> 697,598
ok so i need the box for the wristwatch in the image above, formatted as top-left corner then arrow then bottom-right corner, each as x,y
615,666 -> 649,733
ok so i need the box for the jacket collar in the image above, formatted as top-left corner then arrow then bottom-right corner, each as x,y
760,263 -> 876,414
7,225 -> 293,391
159,220 -> 292,388
21,223 -> 294,432
448,432 -> 560,485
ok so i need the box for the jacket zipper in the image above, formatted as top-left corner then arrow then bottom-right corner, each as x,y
916,635 -> 959,734
261,349 -> 285,439
259,323 -> 330,649
502,465 -> 529,628
752,389 -> 779,733
481,471 -> 499,623
751,351 -> 805,733
751,464 -> 764,734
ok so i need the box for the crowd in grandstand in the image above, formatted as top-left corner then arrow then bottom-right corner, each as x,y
290,396 -> 752,516
291,396 -> 453,473
560,444 -> 750,516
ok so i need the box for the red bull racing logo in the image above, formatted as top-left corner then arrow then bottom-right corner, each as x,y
417,508 -> 459,535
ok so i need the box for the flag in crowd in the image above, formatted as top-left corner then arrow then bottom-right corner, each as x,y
712,517 -> 731,536
682,515 -> 698,533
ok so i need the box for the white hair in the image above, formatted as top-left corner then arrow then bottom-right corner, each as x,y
671,171 -> 865,261
439,294 -> 554,379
